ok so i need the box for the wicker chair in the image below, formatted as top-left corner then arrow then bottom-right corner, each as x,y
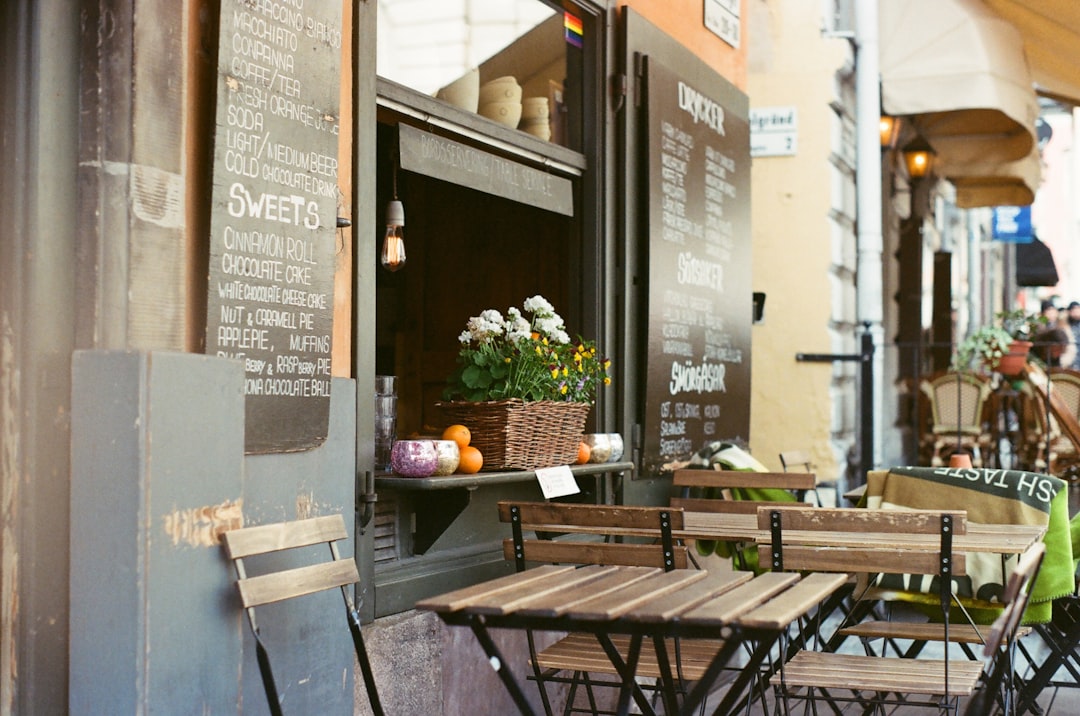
918,371 -> 993,466
1049,369 -> 1080,476
1016,378 -> 1060,472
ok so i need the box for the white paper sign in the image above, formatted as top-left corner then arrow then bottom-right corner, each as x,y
535,465 -> 581,499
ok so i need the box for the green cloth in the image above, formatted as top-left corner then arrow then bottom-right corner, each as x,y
863,466 -> 1077,624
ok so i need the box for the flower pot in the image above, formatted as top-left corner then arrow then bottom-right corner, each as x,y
994,340 -> 1031,376
437,399 -> 589,471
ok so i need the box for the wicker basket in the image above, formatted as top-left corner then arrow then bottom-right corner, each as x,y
437,399 -> 590,471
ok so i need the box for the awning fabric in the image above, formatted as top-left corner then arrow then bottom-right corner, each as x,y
1016,236 -> 1060,287
880,0 -> 1039,170
984,0 -> 1080,104
948,148 -> 1041,208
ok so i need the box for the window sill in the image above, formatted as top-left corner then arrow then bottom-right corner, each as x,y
374,460 -> 634,491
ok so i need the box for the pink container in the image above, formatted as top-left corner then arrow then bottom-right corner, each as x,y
390,440 -> 438,477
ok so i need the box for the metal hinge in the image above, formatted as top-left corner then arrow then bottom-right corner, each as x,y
611,72 -> 627,114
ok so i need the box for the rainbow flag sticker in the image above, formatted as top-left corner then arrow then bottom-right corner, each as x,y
564,12 -> 583,48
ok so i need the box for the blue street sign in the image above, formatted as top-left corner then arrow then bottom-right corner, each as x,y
991,205 -> 1034,243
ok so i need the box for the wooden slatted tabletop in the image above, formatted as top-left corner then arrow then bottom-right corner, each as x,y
680,510 -> 1045,554
417,564 -> 842,634
416,565 -> 850,716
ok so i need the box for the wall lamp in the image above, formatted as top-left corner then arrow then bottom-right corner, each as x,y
879,114 -> 901,150
901,135 -> 935,179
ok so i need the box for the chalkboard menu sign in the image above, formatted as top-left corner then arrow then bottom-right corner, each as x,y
642,57 -> 752,475
206,0 -> 342,453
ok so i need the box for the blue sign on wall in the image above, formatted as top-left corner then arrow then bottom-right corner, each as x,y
992,205 -> 1034,243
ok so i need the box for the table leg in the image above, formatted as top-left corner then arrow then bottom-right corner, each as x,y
1017,597 -> 1080,714
705,633 -> 783,716
676,631 -> 747,716
466,615 -> 539,716
594,632 -> 658,716
650,635 -> 681,715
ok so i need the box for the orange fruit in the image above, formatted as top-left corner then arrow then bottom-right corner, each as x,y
575,442 -> 591,465
442,424 -> 471,449
458,445 -> 483,474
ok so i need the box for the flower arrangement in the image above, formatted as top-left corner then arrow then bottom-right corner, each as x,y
442,295 -> 612,404
952,325 -> 1015,372
952,309 -> 1044,372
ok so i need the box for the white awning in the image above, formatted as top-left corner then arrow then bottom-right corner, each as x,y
984,0 -> 1080,104
880,0 -> 1039,167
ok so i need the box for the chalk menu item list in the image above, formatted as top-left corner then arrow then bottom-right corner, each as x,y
642,57 -> 752,475
206,0 -> 342,453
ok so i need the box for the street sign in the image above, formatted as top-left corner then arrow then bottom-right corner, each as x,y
992,205 -> 1034,243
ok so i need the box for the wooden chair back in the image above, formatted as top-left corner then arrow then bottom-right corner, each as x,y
221,514 -> 384,716
779,449 -> 813,472
670,468 -> 814,514
497,501 -> 688,572
756,505 -> 968,578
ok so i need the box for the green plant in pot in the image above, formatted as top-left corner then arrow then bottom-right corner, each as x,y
953,310 -> 1043,375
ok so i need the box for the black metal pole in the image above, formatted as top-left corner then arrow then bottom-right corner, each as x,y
859,325 -> 874,484
794,322 -> 875,489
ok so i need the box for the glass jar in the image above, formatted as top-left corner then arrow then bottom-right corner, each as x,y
583,433 -> 612,463
390,440 -> 438,477
432,440 -> 461,476
605,433 -> 624,463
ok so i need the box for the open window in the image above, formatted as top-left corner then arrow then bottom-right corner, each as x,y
369,0 -> 609,617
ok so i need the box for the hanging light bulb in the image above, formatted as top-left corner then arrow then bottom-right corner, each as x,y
380,199 -> 406,272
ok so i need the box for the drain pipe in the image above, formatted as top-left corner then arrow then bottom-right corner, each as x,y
854,2 -> 884,476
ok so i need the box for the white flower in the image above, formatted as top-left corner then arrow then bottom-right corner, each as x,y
534,315 -> 566,340
524,295 -> 555,317
466,310 -> 504,343
506,315 -> 532,342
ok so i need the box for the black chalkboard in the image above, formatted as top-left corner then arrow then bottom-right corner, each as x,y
206,0 -> 343,453
642,56 -> 752,475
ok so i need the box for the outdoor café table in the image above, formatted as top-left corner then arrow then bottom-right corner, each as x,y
415,564 -> 847,716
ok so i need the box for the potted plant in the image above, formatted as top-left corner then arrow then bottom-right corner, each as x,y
439,295 -> 612,471
953,309 -> 1042,375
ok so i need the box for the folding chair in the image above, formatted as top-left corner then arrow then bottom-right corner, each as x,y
1014,593 -> 1080,714
965,541 -> 1045,715
763,505 -> 986,715
498,500 -> 727,716
779,448 -> 836,507
670,467 -> 811,571
221,514 -> 384,716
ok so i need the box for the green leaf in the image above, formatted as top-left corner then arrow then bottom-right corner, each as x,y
462,364 -> 492,389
